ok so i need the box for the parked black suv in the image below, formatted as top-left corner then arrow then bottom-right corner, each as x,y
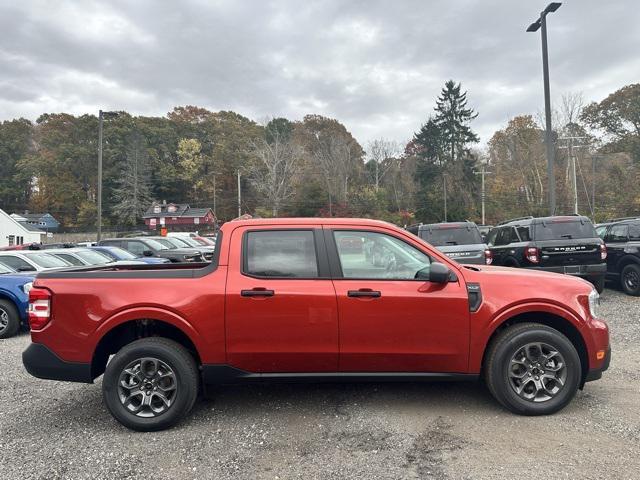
407,221 -> 491,265
596,217 -> 640,296
98,238 -> 203,263
486,215 -> 607,292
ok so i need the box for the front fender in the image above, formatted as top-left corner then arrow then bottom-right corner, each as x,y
0,288 -> 28,320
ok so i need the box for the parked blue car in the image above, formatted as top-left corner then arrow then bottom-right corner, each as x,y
89,246 -> 171,264
0,263 -> 34,339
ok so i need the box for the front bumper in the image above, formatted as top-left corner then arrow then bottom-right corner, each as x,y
22,343 -> 93,383
584,346 -> 611,383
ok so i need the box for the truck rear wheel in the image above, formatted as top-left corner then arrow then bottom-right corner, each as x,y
0,299 -> 20,339
485,323 -> 581,416
102,337 -> 199,431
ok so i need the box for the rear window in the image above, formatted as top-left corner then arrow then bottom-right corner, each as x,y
421,226 -> 482,246
26,253 -> 71,268
533,219 -> 597,241
244,230 -> 318,278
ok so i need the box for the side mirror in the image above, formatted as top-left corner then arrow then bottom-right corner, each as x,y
429,262 -> 451,284
143,250 -> 154,257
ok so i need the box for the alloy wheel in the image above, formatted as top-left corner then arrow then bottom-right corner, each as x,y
508,342 -> 567,403
624,269 -> 639,291
117,357 -> 177,418
0,308 -> 8,334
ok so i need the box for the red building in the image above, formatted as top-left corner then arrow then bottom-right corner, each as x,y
143,202 -> 216,231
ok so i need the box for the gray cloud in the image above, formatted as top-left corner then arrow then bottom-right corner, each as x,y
0,0 -> 638,146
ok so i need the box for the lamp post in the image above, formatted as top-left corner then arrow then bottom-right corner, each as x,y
527,2 -> 561,216
97,110 -> 118,241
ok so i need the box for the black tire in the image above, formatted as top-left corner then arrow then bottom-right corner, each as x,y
485,323 -> 581,416
0,299 -> 21,339
102,337 -> 199,431
591,276 -> 605,294
503,257 -> 520,268
620,264 -> 640,296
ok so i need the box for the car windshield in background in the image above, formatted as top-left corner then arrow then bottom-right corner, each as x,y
534,220 -> 597,240
75,250 -> 113,265
0,263 -> 15,274
423,227 -> 482,246
177,237 -> 201,247
26,253 -> 71,268
144,239 -> 170,250
105,248 -> 137,260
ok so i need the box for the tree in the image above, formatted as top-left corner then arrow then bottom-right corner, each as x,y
248,118 -> 302,216
434,80 -> 479,164
365,138 -> 402,191
581,83 -> 640,162
0,118 -> 34,212
111,132 -> 153,226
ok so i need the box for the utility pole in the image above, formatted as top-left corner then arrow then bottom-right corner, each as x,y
97,110 -> 103,242
559,136 -> 587,215
527,2 -> 562,216
443,173 -> 447,222
237,170 -> 242,218
474,165 -> 492,225
213,175 -> 216,216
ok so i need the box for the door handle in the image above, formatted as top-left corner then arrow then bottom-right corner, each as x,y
241,288 -> 275,297
347,289 -> 381,298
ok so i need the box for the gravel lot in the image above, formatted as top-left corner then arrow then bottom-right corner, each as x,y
1,288 -> 638,480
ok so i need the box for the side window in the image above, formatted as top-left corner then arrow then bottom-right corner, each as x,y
126,241 -> 146,256
0,255 -> 34,271
244,230 -> 318,278
607,225 -> 629,243
629,223 -> 640,241
494,228 -> 510,246
333,230 -> 430,280
486,229 -> 498,246
516,226 -> 531,242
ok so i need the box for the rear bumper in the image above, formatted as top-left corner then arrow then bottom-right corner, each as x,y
22,343 -> 93,383
584,346 -> 611,383
530,263 -> 606,278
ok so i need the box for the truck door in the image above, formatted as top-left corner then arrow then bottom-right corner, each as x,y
605,224 -> 629,274
225,226 -> 339,373
326,227 -> 470,373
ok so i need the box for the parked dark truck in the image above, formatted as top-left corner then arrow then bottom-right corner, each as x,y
486,216 -> 607,292
23,218 -> 610,431
407,221 -> 491,265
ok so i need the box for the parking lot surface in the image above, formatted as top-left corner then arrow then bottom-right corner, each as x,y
0,288 -> 638,480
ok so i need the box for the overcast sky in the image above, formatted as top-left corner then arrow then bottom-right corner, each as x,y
1,0 -> 638,147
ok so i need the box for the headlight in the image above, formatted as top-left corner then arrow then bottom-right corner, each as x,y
22,282 -> 33,295
588,288 -> 600,318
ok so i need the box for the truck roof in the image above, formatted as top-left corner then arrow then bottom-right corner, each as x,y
222,217 -> 397,229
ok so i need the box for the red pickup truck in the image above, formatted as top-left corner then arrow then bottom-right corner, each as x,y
23,218 -> 610,431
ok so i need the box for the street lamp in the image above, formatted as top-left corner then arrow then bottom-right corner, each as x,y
97,110 -> 119,242
527,2 -> 562,216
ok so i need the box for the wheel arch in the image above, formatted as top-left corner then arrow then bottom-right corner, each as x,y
616,254 -> 640,272
90,308 -> 203,380
481,309 -> 589,386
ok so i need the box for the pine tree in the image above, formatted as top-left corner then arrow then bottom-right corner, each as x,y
111,131 -> 153,226
435,80 -> 479,163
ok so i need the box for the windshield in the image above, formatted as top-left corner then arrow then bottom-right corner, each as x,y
0,263 -> 15,274
155,238 -> 179,249
168,237 -> 194,248
144,239 -> 170,250
76,250 -> 113,265
421,226 -> 483,246
175,237 -> 200,247
102,247 -> 137,260
534,219 -> 597,240
26,253 -> 72,268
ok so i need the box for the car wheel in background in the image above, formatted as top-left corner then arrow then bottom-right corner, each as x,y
621,264 -> 640,296
0,299 -> 20,339
485,322 -> 581,416
102,337 -> 199,431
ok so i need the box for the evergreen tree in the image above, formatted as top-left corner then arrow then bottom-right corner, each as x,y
111,131 -> 153,226
434,80 -> 479,163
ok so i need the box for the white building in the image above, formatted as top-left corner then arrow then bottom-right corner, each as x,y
0,209 -> 45,247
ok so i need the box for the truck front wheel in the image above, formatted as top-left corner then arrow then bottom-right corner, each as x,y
102,337 -> 199,431
484,323 -> 581,415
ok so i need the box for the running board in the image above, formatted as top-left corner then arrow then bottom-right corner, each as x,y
201,365 -> 478,385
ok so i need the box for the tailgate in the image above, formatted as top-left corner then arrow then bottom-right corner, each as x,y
539,240 -> 602,267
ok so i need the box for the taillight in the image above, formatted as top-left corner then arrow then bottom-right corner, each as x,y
600,243 -> 607,260
525,247 -> 540,264
28,287 -> 52,330
484,249 -> 493,265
